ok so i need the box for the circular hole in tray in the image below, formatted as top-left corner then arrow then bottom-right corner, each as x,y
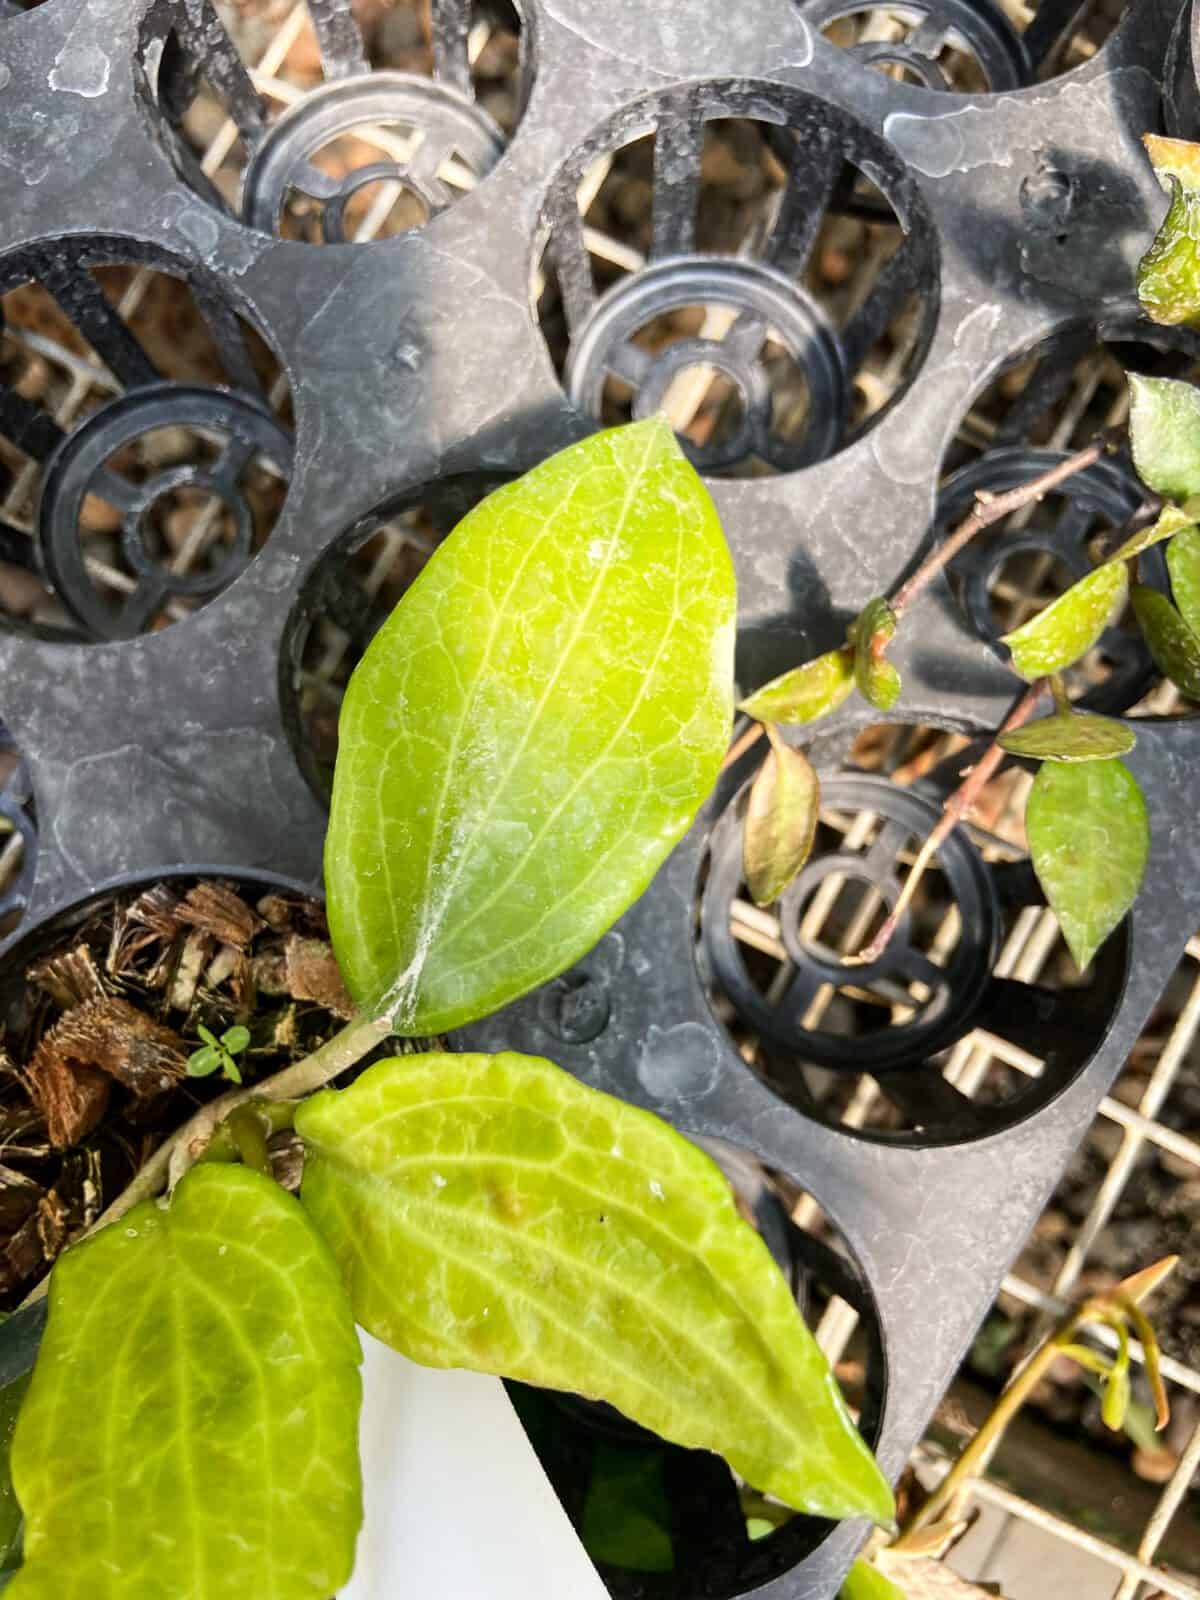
697,718 -> 1129,1146
937,316 -> 1200,715
800,0 -> 1122,92
140,0 -> 529,243
281,472 -> 508,800
0,238 -> 292,643
532,82 -> 938,478
507,1159 -> 886,1599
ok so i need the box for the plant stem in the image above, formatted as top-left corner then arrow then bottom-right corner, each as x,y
848,680 -> 1049,965
723,721 -> 764,771
19,1012 -> 392,1307
890,438 -> 1113,619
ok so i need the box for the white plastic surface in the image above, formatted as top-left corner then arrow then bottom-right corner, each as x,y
341,1332 -> 612,1600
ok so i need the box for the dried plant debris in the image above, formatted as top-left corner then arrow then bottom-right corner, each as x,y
0,879 -> 361,1306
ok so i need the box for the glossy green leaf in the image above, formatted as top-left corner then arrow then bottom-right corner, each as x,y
581,1446 -> 674,1573
852,598 -> 901,711
738,648 -> 855,725
1131,584 -> 1200,698
296,1052 -> 895,1526
1110,503 -> 1196,564
998,710 -> 1134,763
8,1164 -> 363,1600
1026,759 -> 1149,971
1138,137 -> 1200,328
1167,522 -> 1200,634
1001,560 -> 1127,680
1128,375 -> 1200,498
326,419 -> 736,1034
743,729 -> 820,907
840,1560 -> 906,1600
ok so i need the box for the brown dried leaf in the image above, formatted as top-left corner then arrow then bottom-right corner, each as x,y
875,1551 -> 1013,1598
176,883 -> 265,949
27,945 -> 106,1010
123,884 -> 184,939
284,937 -> 356,1019
24,1054 -> 109,1149
32,996 -> 188,1102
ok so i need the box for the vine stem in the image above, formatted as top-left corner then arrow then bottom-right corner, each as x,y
848,679 -> 1049,966
19,1012 -> 392,1308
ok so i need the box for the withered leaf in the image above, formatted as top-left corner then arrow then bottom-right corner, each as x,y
743,729 -> 820,907
176,883 -> 265,949
24,1054 -> 109,1150
284,937 -> 356,1019
35,997 -> 188,1098
26,946 -> 104,1011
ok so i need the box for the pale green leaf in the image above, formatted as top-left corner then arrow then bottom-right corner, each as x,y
738,648 -> 855,724
1026,759 -> 1149,971
998,710 -> 1134,762
8,1165 -> 363,1600
1128,376 -> 1200,497
1138,137 -> 1200,328
326,419 -> 736,1034
1001,561 -> 1127,679
852,598 -> 901,711
840,1560 -> 906,1600
1109,503 -> 1196,563
222,1025 -> 251,1053
295,1052 -> 895,1526
1131,584 -> 1200,698
743,729 -> 820,907
1167,522 -> 1200,634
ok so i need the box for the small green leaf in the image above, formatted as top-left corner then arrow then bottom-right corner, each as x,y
222,1025 -> 251,1054
326,419 -> 736,1034
1026,759 -> 1149,971
1001,560 -> 1127,679
743,729 -> 820,907
738,649 -> 855,725
186,1045 -> 221,1078
1110,503 -> 1196,564
296,1053 -> 895,1526
998,710 -> 1135,763
840,1560 -> 906,1600
852,597 -> 901,711
1129,375 -> 1200,497
196,1023 -> 219,1048
223,1057 -> 243,1085
1138,136 -> 1200,328
1131,584 -> 1200,698
1167,522 -> 1200,634
7,1164 -> 363,1600
582,1446 -> 674,1573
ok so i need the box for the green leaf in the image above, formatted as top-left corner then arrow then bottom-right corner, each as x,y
1131,584 -> 1200,698
581,1445 -> 674,1573
998,710 -> 1135,763
1109,503 -> 1196,564
1167,522 -> 1200,635
186,1045 -> 221,1078
222,1025 -> 251,1054
840,1560 -> 907,1600
223,1057 -> 243,1086
1129,375 -> 1200,498
295,1052 -> 895,1526
8,1164 -> 363,1600
738,649 -> 855,725
743,728 -> 820,907
326,419 -> 736,1034
0,1371 -> 29,1576
1138,137 -> 1200,328
1026,759 -> 1149,971
852,598 -> 901,712
1001,560 -> 1127,679
196,1023 -> 219,1048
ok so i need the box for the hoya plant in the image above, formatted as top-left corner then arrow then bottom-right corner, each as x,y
0,420 -> 894,1598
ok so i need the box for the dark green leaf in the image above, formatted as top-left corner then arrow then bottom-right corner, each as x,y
998,710 -> 1134,763
840,1561 -> 906,1600
326,419 -> 736,1034
186,1045 -> 221,1078
852,598 -> 900,711
1026,759 -> 1149,971
582,1446 -> 674,1573
743,729 -> 820,907
738,649 -> 855,725
296,1052 -> 895,1526
1167,522 -> 1200,635
0,1370 -> 29,1577
8,1165 -> 363,1600
1001,561 -> 1127,679
1109,503 -> 1195,564
1129,375 -> 1200,497
1138,136 -> 1200,328
1131,584 -> 1200,698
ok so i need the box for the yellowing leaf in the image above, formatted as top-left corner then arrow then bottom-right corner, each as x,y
739,648 -> 855,724
325,420 -> 735,1034
1109,502 -> 1196,563
840,1559 -> 906,1600
1026,759 -> 1149,971
1129,376 -> 1200,498
7,1165 -> 363,1600
1131,584 -> 1200,698
295,1052 -> 895,1527
998,710 -> 1134,762
743,728 -> 820,907
852,597 -> 901,711
1167,522 -> 1200,635
1138,137 -> 1200,328
1001,561 -> 1127,680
